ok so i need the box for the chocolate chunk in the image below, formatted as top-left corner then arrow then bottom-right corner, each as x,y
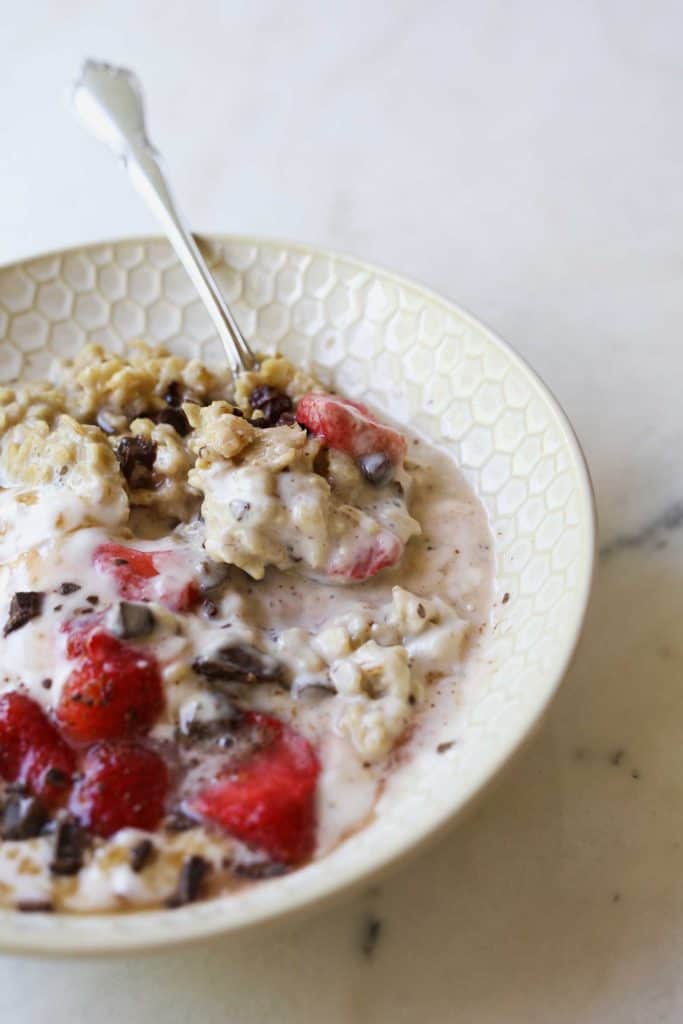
231,860 -> 288,880
86,594 -> 99,605
164,810 -> 197,833
156,407 -> 190,437
163,380 -> 182,406
166,855 -> 211,907
358,452 -> 392,486
3,591 -> 44,636
50,819 -> 86,876
1,794 -> 48,840
110,601 -> 156,640
229,499 -> 251,522
57,582 -> 81,596
116,435 -> 157,487
16,899 -> 54,913
44,768 -> 70,789
180,711 -> 240,745
192,643 -> 284,687
230,407 -> 244,418
249,385 -> 293,428
130,838 -> 156,873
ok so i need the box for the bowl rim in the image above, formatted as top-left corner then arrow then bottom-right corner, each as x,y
0,232 -> 597,955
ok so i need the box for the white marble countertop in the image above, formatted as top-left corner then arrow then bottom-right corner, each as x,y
1,1 -> 682,1020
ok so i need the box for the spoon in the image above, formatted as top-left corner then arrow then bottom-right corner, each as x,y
71,60 -> 256,375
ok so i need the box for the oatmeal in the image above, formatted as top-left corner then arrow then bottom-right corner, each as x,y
0,343 -> 493,912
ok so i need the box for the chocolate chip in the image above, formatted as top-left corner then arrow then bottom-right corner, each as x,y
16,900 -> 54,913
229,499 -> 251,522
166,855 -> 211,907
3,592 -> 44,636
50,819 -> 86,876
248,386 -> 293,428
116,435 -> 157,487
110,601 -> 156,640
44,768 -> 70,789
358,452 -> 392,486
502,592 -> 511,604
436,741 -> 456,754
41,678 -> 52,690
164,810 -> 197,833
86,595 -> 99,605
57,582 -> 81,596
417,603 -> 426,619
1,794 -> 48,840
232,860 -> 288,880
192,643 -> 284,688
156,407 -> 190,437
163,381 -> 182,406
130,838 -> 156,873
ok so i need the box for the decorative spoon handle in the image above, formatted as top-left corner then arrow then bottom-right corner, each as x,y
71,60 -> 256,373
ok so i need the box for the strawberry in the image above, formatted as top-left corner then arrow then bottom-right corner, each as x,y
327,529 -> 404,581
70,741 -> 169,837
296,393 -> 407,465
56,631 -> 164,745
189,712 -> 319,865
93,543 -> 199,612
0,692 -> 75,807
61,612 -> 105,659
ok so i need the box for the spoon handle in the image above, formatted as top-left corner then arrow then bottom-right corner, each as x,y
71,60 -> 256,374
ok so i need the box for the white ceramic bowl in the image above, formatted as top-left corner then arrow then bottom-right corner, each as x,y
0,236 -> 595,954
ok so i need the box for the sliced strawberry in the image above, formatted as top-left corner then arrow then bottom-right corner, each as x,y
296,393 -> 407,464
93,542 -> 199,612
0,692 -> 75,807
61,612 -> 105,659
56,631 -> 164,745
327,530 -> 404,581
189,712 -> 319,865
70,741 -> 169,837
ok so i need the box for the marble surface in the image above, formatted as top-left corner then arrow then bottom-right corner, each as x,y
0,1 -> 682,1020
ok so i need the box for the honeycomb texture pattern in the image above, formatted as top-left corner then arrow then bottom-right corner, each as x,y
0,236 -> 594,951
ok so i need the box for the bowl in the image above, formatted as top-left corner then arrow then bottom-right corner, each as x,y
0,235 -> 596,954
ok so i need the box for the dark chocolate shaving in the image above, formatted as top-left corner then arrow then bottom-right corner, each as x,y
155,407 -> 190,437
192,643 -> 284,688
166,855 -> 211,907
16,900 -> 54,913
3,592 -> 44,636
358,451 -> 392,486
164,381 -> 182,406
1,794 -> 48,840
249,385 -> 293,428
116,435 -> 158,487
50,819 -> 86,876
130,838 -> 156,873
231,860 -> 288,880
57,582 -> 81,596
110,601 -> 156,640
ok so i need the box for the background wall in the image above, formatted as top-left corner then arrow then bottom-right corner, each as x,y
1,2 -> 683,1021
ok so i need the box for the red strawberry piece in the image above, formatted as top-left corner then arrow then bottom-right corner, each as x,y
93,543 -> 199,612
327,530 -> 404,581
189,712 -> 320,865
0,692 -> 75,807
56,631 -> 164,745
61,612 -> 105,659
296,393 -> 407,464
70,741 -> 169,837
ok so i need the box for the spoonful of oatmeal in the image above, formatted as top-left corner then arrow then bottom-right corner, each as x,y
71,59 -> 256,375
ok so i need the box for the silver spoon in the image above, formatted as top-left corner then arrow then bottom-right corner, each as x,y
71,60 -> 256,374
